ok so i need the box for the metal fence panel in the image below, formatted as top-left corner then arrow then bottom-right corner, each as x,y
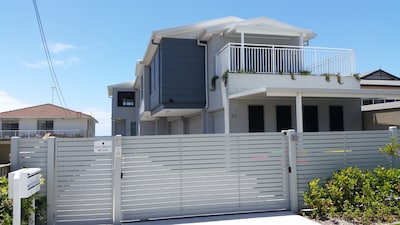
54,138 -> 113,225
296,130 -> 391,207
120,133 -> 289,222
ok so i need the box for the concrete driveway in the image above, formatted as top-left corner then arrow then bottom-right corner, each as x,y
129,211 -> 320,225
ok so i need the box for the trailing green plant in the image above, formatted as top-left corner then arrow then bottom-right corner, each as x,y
336,73 -> 343,85
303,167 -> 400,224
322,73 -> 331,82
290,72 -> 296,80
300,70 -> 311,75
221,70 -> 229,87
353,73 -> 360,81
0,176 -> 47,225
210,75 -> 219,91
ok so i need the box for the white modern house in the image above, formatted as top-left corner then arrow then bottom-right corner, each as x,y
128,16 -> 400,135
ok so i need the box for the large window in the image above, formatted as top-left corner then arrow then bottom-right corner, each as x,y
276,105 -> 292,132
37,120 -> 53,131
248,105 -> 264,132
1,120 -> 19,130
118,92 -> 135,107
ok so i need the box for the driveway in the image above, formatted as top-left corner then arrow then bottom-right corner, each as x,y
128,211 -> 320,225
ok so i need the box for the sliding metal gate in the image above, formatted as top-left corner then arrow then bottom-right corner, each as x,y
120,133 -> 290,222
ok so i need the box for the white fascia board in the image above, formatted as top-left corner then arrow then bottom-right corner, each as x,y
228,87 -> 266,99
229,87 -> 400,99
362,102 -> 400,112
360,80 -> 400,86
265,88 -> 400,99
235,25 -> 315,41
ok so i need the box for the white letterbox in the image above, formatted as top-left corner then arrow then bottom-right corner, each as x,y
9,168 -> 41,199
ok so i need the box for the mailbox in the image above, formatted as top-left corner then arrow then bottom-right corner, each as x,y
9,168 -> 41,199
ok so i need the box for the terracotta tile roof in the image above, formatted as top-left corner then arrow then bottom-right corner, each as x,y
0,103 -> 97,122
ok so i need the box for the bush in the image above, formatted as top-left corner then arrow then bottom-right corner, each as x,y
303,167 -> 400,224
0,176 -> 47,225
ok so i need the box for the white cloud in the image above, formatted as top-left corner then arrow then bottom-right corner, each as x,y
48,43 -> 75,54
82,108 -> 111,136
0,92 -> 30,112
23,56 -> 80,69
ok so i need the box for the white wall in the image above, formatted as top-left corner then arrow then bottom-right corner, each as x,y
229,97 -> 362,133
188,115 -> 202,134
19,119 -> 37,130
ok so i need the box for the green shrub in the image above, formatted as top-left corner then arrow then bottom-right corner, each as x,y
0,176 -> 47,225
303,167 -> 400,224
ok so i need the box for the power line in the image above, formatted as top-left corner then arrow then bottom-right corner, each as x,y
32,0 -> 70,116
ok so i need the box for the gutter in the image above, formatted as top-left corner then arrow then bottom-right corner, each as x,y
197,39 -> 208,110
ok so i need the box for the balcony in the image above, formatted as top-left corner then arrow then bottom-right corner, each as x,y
216,43 -> 355,76
0,129 -> 84,139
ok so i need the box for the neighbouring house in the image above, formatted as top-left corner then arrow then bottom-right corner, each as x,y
121,16 -> 400,135
107,81 -> 137,136
360,69 -> 400,130
0,103 -> 97,163
0,103 -> 97,139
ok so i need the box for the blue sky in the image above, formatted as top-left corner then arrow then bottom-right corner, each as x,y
1,0 -> 399,136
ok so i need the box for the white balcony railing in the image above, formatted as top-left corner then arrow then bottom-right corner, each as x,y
0,129 -> 83,139
216,43 -> 355,76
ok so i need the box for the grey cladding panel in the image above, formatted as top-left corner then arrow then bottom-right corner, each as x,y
160,38 -> 205,106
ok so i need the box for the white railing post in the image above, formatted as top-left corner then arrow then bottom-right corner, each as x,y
113,135 -> 122,225
47,137 -> 56,225
10,137 -> 20,171
240,33 -> 245,71
283,129 -> 298,212
389,126 -> 399,168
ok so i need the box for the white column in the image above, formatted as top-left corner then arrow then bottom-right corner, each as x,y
284,129 -> 298,213
113,135 -> 122,225
240,32 -> 245,71
296,92 -> 303,133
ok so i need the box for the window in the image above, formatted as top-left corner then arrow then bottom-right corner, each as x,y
1,120 -> 19,130
276,106 -> 292,132
37,120 -> 53,131
303,106 -> 319,132
330,106 -> 344,131
118,92 -> 135,107
248,105 -> 264,132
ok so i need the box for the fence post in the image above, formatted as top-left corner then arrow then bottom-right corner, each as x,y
283,129 -> 298,213
47,137 -> 56,225
10,137 -> 20,171
389,126 -> 399,168
113,135 -> 122,225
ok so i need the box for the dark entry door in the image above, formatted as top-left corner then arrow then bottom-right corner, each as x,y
276,106 -> 292,132
303,106 -> 319,132
248,105 -> 264,132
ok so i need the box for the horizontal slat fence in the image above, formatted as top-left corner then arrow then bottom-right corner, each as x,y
54,137 -> 113,225
120,133 -> 289,222
11,138 -> 49,195
9,128 -> 397,225
296,130 -> 392,207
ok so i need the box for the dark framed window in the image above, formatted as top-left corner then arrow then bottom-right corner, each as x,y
2,120 -> 19,130
330,106 -> 344,131
118,92 -> 135,107
303,106 -> 319,132
37,120 -> 53,131
248,105 -> 264,132
276,105 -> 292,132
